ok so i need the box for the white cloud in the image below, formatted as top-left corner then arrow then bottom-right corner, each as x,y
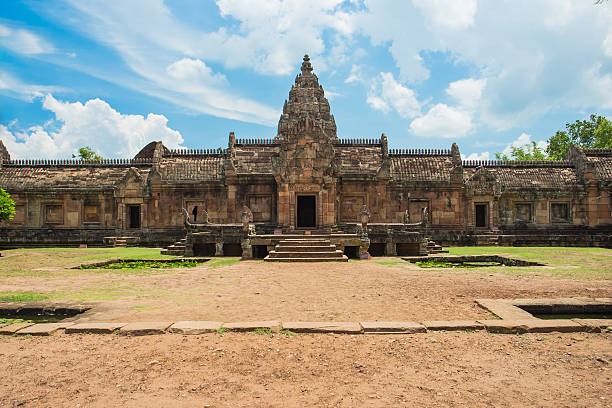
166,58 -> 227,85
461,151 -> 490,161
409,103 -> 473,138
367,72 -> 421,118
0,94 -> 183,159
500,133 -> 548,157
357,0 -> 612,129
411,0 -> 478,30
446,78 -> 487,110
0,71 -> 66,102
345,64 -> 364,84
0,23 -> 53,55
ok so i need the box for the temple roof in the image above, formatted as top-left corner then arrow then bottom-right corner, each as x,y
390,154 -> 456,182
463,164 -> 579,190
276,54 -> 337,141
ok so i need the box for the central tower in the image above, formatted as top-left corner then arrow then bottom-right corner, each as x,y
272,55 -> 338,230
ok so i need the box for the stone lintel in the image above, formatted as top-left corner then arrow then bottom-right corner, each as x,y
119,322 -> 172,336
169,321 -> 223,334
360,321 -> 426,333
572,319 -> 612,332
282,321 -> 362,334
0,323 -> 34,334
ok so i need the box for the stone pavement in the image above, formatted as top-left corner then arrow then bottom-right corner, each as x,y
0,318 -> 609,336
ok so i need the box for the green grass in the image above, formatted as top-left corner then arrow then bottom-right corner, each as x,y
217,327 -> 228,334
443,247 -> 612,280
0,247 -> 179,277
78,260 -> 204,270
253,327 -> 272,336
0,291 -> 49,302
207,258 -> 240,268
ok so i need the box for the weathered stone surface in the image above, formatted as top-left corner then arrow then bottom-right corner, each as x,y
479,319 -> 587,334
222,321 -> 282,332
16,322 -> 74,336
282,322 -> 362,334
572,319 -> 612,332
119,322 -> 172,336
360,321 -> 425,333
65,322 -> 127,334
0,322 -> 34,334
476,299 -> 535,320
422,320 -> 485,331
169,321 -> 222,334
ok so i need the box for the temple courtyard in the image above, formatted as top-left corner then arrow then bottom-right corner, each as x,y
1,247 -> 611,406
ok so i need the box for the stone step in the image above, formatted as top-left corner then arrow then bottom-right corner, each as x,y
267,250 -> 345,258
274,245 -> 338,252
161,249 -> 184,256
277,240 -> 332,246
264,256 -> 348,262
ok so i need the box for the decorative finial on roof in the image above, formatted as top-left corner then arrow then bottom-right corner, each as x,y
301,54 -> 313,75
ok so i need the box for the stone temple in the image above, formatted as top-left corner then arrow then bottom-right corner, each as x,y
1,55 -> 611,258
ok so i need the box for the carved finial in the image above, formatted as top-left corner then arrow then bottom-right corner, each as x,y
301,54 -> 313,75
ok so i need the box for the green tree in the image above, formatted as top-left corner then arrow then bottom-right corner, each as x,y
0,188 -> 16,222
77,146 -> 102,161
546,114 -> 612,160
495,141 -> 548,161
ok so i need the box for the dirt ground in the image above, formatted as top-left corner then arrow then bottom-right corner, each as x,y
2,259 -> 612,322
0,331 -> 610,407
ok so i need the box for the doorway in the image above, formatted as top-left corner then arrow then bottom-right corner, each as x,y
297,195 -> 316,228
127,205 -> 141,229
475,203 -> 488,228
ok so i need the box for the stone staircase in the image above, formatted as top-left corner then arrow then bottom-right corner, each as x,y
426,238 -> 448,254
104,236 -> 140,248
264,238 -> 348,262
161,237 -> 187,256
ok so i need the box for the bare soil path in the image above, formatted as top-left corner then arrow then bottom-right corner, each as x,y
1,331 -> 610,407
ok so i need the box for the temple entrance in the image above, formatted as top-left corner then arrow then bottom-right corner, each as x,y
475,203 -> 488,228
297,195 -> 316,228
127,205 -> 141,229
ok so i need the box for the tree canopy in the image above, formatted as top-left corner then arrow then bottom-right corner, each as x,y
0,188 -> 16,222
495,114 -> 612,161
77,146 -> 103,161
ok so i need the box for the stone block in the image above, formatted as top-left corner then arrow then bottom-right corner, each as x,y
168,321 -> 222,334
422,320 -> 484,331
221,321 -> 281,332
480,319 -> 587,334
119,322 -> 172,336
572,319 -> 612,332
16,322 -> 74,336
361,321 -> 425,333
65,322 -> 128,334
0,323 -> 34,335
282,322 -> 362,334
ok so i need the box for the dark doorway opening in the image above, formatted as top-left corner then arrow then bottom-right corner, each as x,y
368,243 -> 386,257
253,245 -> 269,259
192,205 -> 198,222
396,243 -> 420,256
297,195 -> 316,228
344,246 -> 359,259
128,205 -> 141,229
223,243 -> 242,257
193,243 -> 216,256
475,204 -> 488,228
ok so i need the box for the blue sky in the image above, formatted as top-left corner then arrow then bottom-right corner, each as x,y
1,0 -> 611,160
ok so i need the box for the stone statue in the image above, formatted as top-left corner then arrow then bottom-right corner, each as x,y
200,208 -> 209,224
358,205 -> 371,236
421,207 -> 429,226
403,209 -> 410,224
241,205 -> 253,233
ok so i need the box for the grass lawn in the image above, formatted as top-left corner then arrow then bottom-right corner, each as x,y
446,246 -> 612,280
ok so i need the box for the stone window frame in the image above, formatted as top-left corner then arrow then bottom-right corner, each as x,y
247,194 -> 274,223
513,201 -> 534,223
408,198 -> 431,224
83,202 -> 100,224
339,193 -> 368,223
43,203 -> 64,225
9,203 -> 26,224
550,201 -> 571,224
